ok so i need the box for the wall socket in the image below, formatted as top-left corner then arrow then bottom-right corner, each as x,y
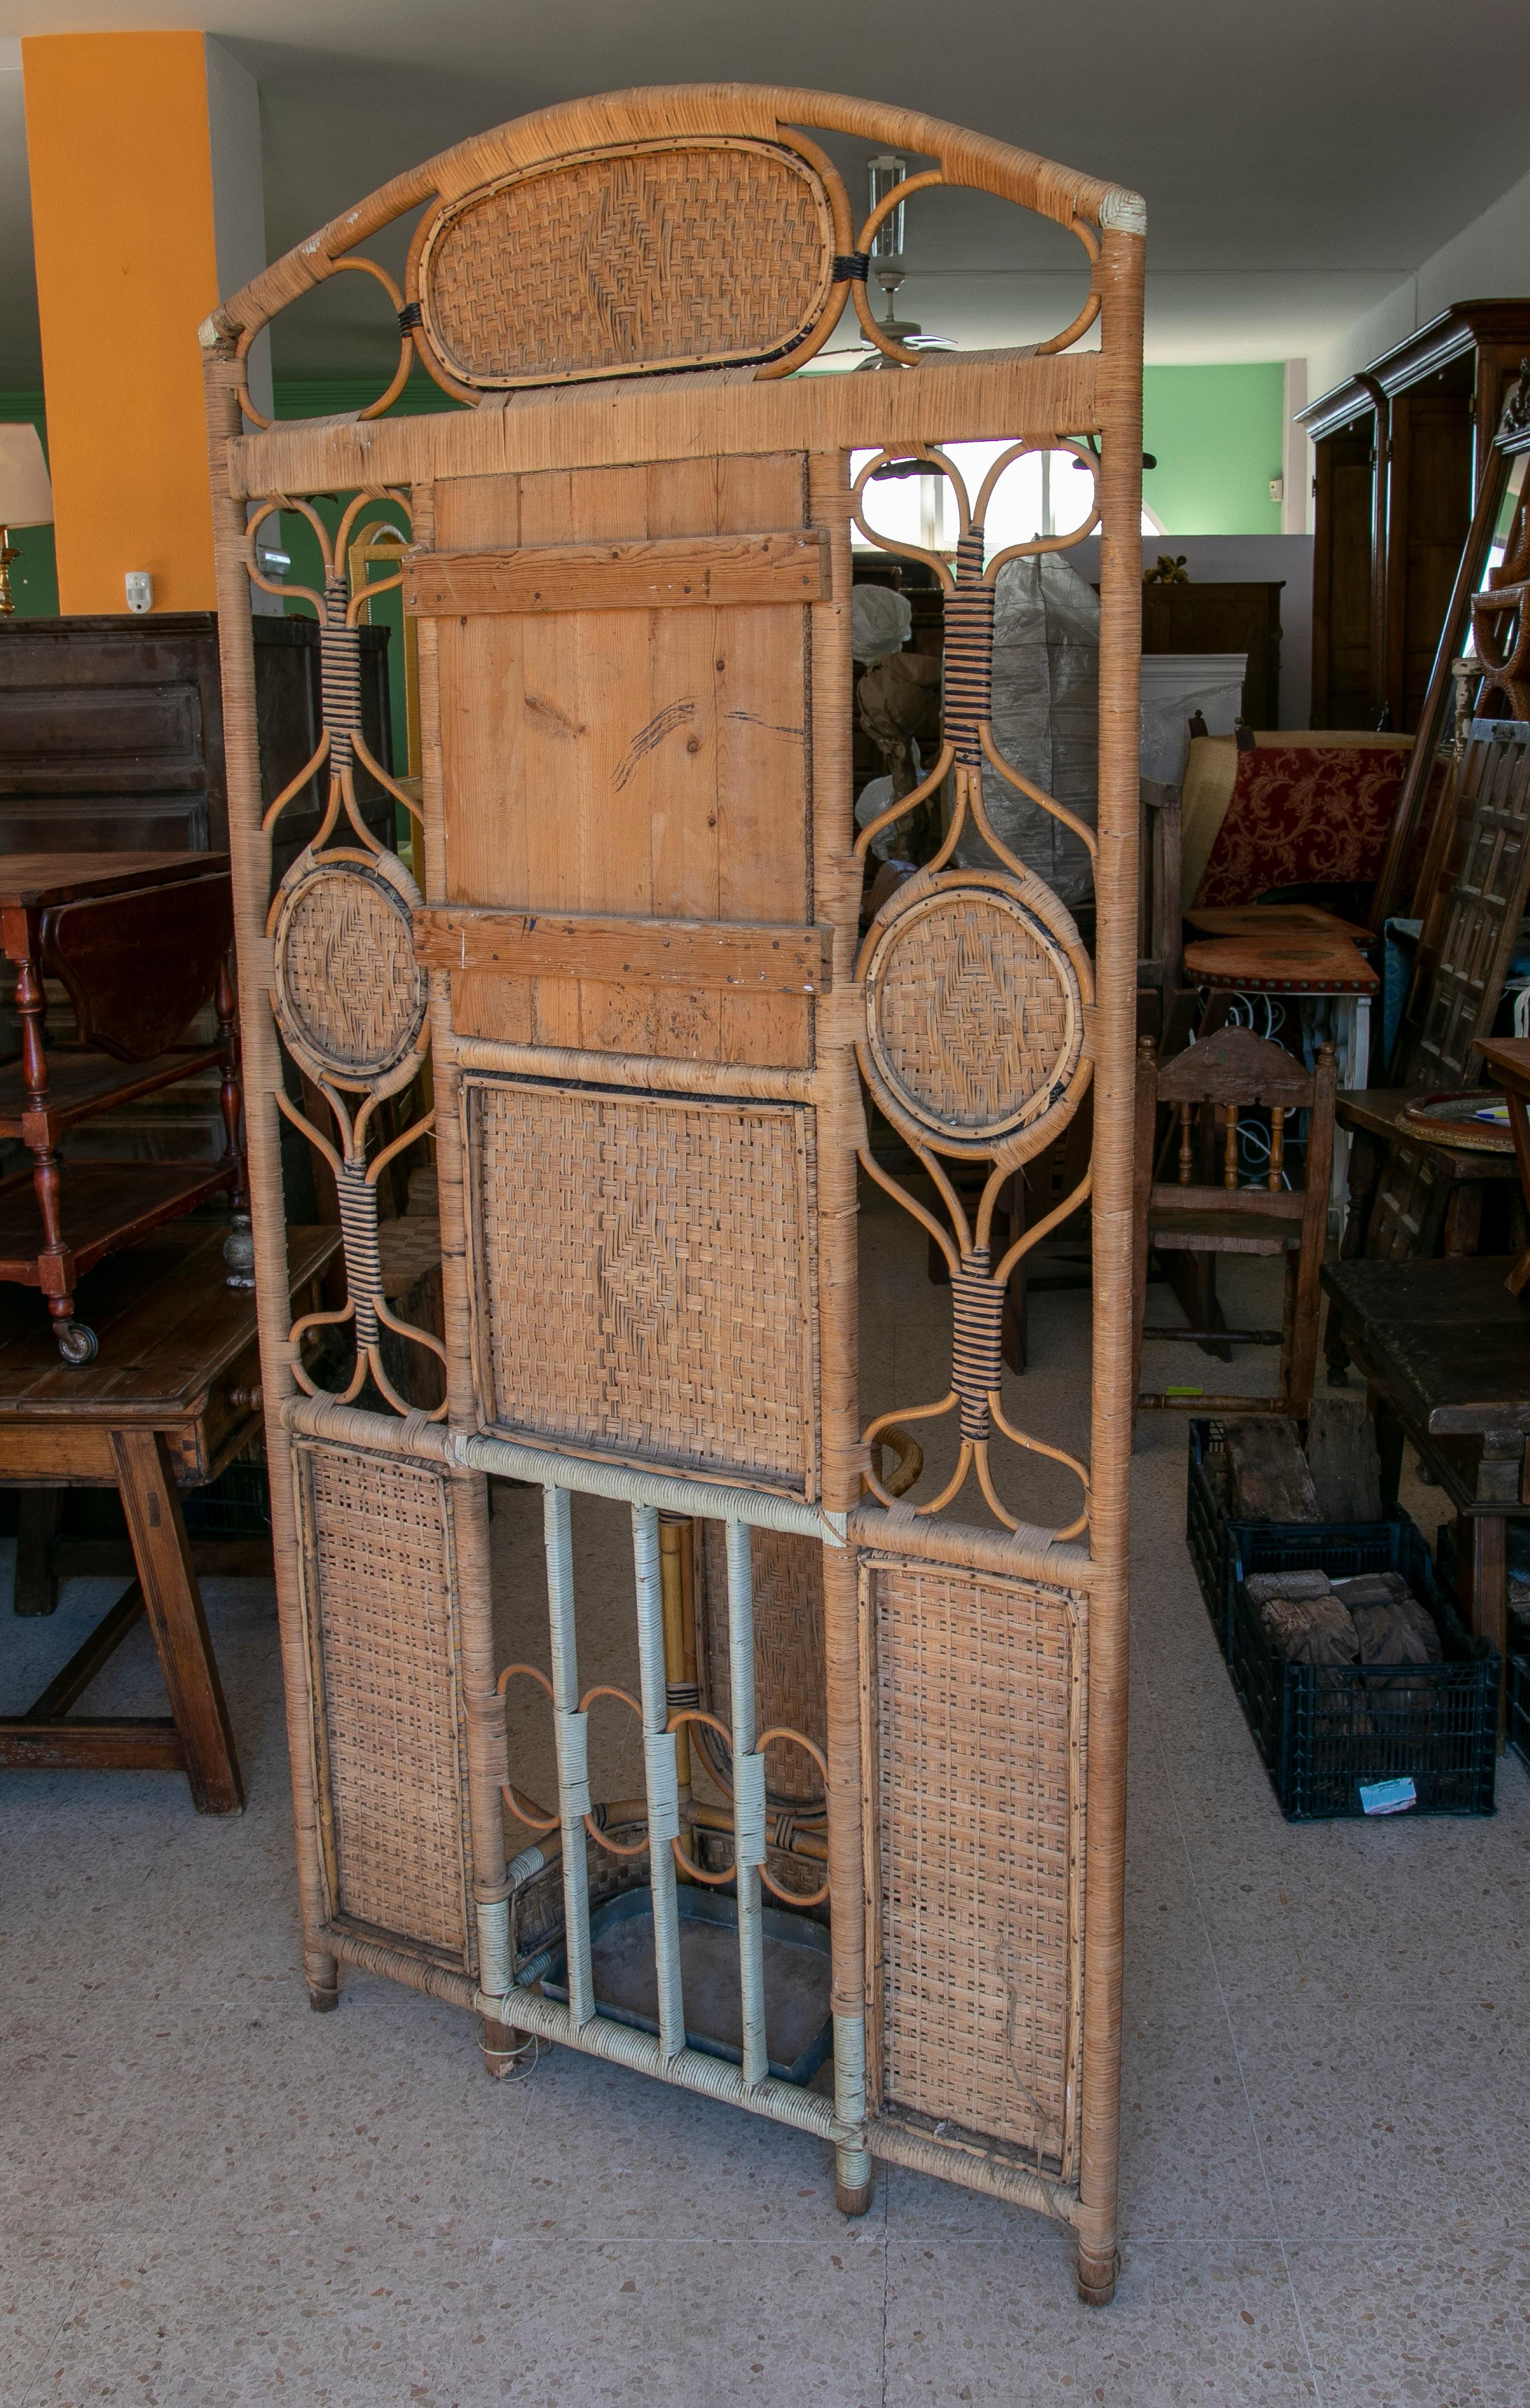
1268,476 -> 1284,503
124,570 -> 152,613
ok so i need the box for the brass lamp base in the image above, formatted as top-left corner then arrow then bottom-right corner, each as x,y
0,528 -> 16,616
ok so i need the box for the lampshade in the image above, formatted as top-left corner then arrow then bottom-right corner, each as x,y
0,425 -> 54,529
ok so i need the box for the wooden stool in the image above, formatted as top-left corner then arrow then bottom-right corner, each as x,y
0,1221 -> 337,1811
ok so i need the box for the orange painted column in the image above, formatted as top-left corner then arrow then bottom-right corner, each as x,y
23,33 -> 225,614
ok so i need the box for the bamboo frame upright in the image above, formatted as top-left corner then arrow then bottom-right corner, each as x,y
201,83 -> 1144,2301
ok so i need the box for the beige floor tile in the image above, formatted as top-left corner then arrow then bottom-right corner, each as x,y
881,2237 -> 1318,2405
1286,2234 -> 1530,2407
39,2227 -> 889,2407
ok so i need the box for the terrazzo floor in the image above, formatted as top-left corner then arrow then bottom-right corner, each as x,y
3,1190 -> 1528,2406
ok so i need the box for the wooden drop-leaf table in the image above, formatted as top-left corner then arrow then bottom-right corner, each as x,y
0,1221 -> 338,1811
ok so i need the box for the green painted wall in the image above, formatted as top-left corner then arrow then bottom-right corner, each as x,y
0,393 -> 58,617
1142,363 -> 1286,536
1,360 -> 1287,635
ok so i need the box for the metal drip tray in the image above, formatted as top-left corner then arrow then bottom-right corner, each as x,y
541,1885 -> 833,2085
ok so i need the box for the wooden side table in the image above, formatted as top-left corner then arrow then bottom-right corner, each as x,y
1334,1086 -> 1520,1255
0,851 -> 246,1363
0,1221 -> 338,1811
1322,1253 -> 1530,1721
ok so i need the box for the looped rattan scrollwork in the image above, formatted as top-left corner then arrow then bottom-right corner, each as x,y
243,488 -> 422,852
850,440 -> 1103,1541
216,96 -> 1116,420
850,441 -> 1101,873
268,847 -> 445,1421
246,479 -> 442,1421
495,1664 -> 830,1902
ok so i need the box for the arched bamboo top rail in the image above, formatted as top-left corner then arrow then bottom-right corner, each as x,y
201,81 -> 1145,414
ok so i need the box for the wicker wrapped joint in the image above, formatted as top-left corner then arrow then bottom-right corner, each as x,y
201,83 -> 1144,2303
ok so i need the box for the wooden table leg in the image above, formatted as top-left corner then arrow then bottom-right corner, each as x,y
1371,1388 -> 1406,1510
1498,1091 -> 1530,1293
14,1488 -> 60,1615
109,1428 -> 243,1814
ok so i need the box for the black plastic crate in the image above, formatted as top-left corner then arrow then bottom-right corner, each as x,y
182,1459 -> 271,1542
1187,1418 -> 1415,1660
1227,1512 -> 1498,1820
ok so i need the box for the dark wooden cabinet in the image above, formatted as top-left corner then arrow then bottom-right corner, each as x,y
1140,581 -> 1283,728
0,612 -> 393,1188
1302,302 -> 1530,732
0,611 -> 394,883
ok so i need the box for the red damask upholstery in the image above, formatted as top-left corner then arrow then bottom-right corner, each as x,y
1192,744 -> 1410,909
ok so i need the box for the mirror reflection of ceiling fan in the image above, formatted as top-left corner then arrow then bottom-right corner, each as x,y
857,153 -> 956,364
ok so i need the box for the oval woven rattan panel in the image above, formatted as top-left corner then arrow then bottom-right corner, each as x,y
296,1442 -> 470,1964
865,1552 -> 1085,2173
469,1078 -> 819,1491
273,856 -> 427,1085
418,139 -> 835,388
863,881 -> 1085,1152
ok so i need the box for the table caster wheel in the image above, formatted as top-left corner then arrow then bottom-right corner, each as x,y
55,1320 -> 97,1366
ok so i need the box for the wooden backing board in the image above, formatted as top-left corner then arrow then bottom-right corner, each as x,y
404,529 -> 828,616
415,906 -> 832,994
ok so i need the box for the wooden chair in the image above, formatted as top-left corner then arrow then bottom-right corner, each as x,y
1134,1024 -> 1336,1414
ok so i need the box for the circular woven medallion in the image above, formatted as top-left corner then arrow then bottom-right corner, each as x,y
271,852 -> 426,1086
860,874 -> 1089,1159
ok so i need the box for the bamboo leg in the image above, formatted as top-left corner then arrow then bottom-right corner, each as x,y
203,340 -> 336,1991
1075,200 -> 1145,2311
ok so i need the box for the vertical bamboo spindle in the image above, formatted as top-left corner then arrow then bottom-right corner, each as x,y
808,445 -> 872,2218
633,1504 -> 686,2056
725,1519 -> 768,2089
1077,190 -> 1146,2312
658,1513 -> 695,1881
544,1484 -> 594,2027
201,336 -> 336,2012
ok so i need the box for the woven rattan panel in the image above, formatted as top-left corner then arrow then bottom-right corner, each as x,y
420,140 -> 833,387
868,1552 -> 1084,2172
469,1078 -> 818,1490
275,859 -> 426,1082
297,1442 -> 470,1963
1412,722 -> 1530,1088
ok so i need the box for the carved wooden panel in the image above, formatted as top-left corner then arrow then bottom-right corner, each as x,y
1411,720 -> 1530,1088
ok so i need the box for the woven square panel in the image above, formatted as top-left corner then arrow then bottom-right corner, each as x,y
469,1079 -> 818,1492
867,1552 -> 1086,2173
297,1443 -> 471,1963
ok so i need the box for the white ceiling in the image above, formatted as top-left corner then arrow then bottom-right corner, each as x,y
3,0 -> 1530,385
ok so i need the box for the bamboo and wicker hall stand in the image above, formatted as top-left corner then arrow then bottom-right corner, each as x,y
0,1220 -> 338,1807
0,852 -> 247,1364
203,85 -> 1145,2303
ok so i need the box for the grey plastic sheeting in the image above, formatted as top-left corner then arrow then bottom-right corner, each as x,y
956,552 -> 1099,906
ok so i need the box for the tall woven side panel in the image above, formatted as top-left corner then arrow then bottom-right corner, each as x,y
866,1552 -> 1087,2176
294,1441 -> 473,1967
467,1077 -> 819,1492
